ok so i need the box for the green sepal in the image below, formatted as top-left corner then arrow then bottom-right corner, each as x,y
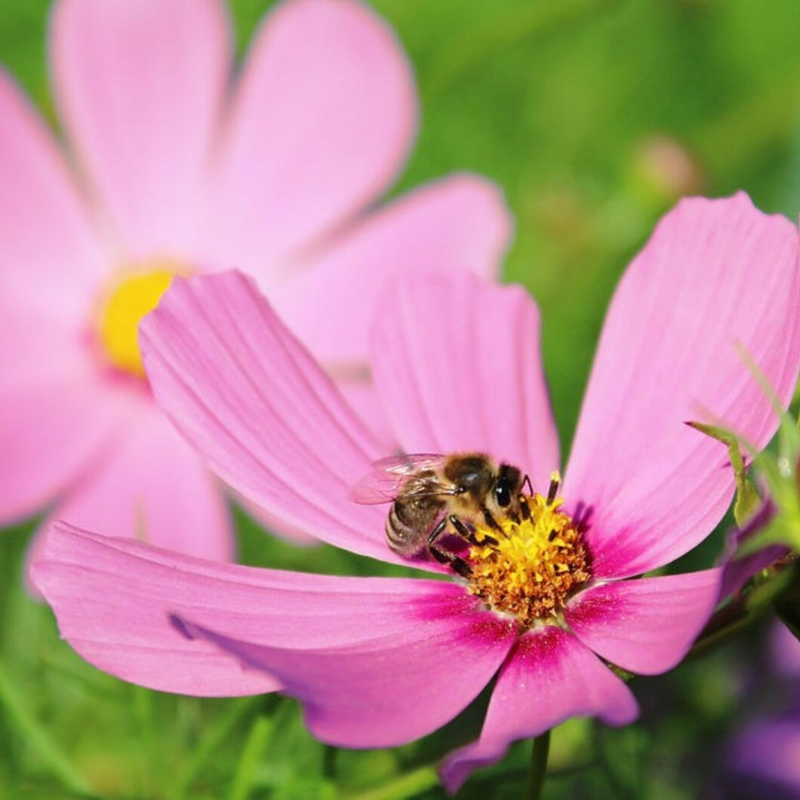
685,421 -> 760,527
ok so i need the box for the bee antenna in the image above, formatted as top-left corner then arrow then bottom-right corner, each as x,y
521,474 -> 533,495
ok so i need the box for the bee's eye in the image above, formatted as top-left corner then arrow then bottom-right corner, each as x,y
494,482 -> 512,507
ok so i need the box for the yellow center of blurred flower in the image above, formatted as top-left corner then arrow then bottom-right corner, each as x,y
467,472 -> 590,627
97,262 -> 183,378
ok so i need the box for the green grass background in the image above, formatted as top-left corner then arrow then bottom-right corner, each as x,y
1,0 -> 799,797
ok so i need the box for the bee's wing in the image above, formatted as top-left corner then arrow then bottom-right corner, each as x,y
350,454 -> 448,505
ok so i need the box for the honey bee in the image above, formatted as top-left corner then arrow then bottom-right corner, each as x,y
351,452 -> 532,576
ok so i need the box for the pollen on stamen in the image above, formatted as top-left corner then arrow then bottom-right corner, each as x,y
466,476 -> 591,628
95,260 -> 186,378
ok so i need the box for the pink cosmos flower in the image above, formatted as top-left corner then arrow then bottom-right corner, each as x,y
0,0 -> 509,559
33,195 -> 800,791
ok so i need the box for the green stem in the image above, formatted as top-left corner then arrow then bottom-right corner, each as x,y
322,743 -> 338,780
348,765 -> 440,800
592,725 -> 637,800
524,730 -> 551,800
133,686 -> 159,797
0,660 -> 91,795
228,714 -> 273,800
172,698 -> 257,800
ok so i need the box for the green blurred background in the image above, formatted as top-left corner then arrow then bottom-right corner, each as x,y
1,0 -> 799,797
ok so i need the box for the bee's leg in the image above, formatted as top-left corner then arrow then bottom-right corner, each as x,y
432,550 -> 473,578
449,515 -> 498,548
428,543 -> 473,578
427,517 -> 449,549
428,518 -> 473,578
480,509 -> 504,534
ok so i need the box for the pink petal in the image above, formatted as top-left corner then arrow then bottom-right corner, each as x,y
564,194 -> 800,579
140,271 -> 405,565
0,368 -> 133,524
51,0 -> 230,258
564,569 -> 721,675
33,522 -> 517,714
32,523 -> 276,696
33,403 -> 233,561
440,626 -> 638,793
336,379 -> 398,452
0,68 -> 103,308
370,272 -> 559,489
199,0 -> 416,277
169,599 -> 517,748
273,176 -> 511,365
0,296 -> 87,390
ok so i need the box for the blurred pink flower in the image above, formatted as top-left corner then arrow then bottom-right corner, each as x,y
33,195 -> 800,791
0,0 -> 510,559
727,718 -> 800,798
771,621 -> 800,678
718,625 -> 800,798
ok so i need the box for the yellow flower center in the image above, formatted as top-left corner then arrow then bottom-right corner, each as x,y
467,472 -> 591,628
96,261 -> 184,378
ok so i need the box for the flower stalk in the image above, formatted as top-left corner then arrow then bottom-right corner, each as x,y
524,730 -> 551,800
348,765 -> 440,800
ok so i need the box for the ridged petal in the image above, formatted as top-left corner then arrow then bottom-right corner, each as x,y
273,176 -> 511,365
370,272 -> 559,489
33,523 -> 516,716
140,271 -> 402,564
565,194 -> 800,578
170,594 -> 516,747
565,570 -> 721,674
